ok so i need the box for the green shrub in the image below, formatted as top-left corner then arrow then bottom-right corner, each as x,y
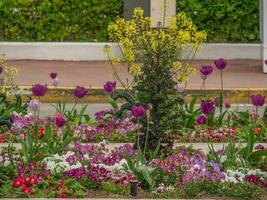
0,0 -> 122,42
177,0 -> 260,42
101,181 -> 128,195
0,0 -> 260,42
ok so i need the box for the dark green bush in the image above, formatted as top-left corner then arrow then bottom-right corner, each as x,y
177,0 -> 260,42
0,0 -> 260,42
0,0 -> 122,41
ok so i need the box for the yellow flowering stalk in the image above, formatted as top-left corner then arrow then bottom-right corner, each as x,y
0,55 -> 18,93
105,7 -> 206,87
104,7 -> 207,149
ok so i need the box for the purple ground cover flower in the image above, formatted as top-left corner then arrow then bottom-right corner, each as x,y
74,86 -> 88,99
32,84 -> 48,97
200,65 -> 213,77
214,58 -> 227,70
74,110 -> 139,141
251,94 -> 265,107
0,66 -> 3,74
150,149 -> 225,185
201,99 -> 215,114
104,81 -> 116,93
66,155 -> 76,165
255,144 -> 265,150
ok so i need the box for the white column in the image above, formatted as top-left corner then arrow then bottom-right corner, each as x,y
263,0 -> 267,72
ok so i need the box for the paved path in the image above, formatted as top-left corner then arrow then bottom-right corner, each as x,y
8,59 -> 265,89
37,103 -> 265,118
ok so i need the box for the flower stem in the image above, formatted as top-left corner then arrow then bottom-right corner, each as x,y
220,70 -> 223,95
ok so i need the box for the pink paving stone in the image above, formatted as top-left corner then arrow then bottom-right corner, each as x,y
8,59 -> 265,89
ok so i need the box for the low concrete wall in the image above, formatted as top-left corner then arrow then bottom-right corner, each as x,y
0,42 -> 262,61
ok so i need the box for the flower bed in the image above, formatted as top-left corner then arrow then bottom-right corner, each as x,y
0,8 -> 267,199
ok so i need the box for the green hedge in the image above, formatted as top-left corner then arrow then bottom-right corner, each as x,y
0,0 -> 122,41
0,0 -> 260,42
177,0 -> 260,42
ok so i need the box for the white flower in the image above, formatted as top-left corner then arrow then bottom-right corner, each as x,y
220,155 -> 227,163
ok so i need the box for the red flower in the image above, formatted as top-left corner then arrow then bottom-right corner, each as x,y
254,127 -> 261,135
0,133 -> 6,142
246,175 -> 264,186
38,127 -> 45,138
30,177 -> 38,185
24,177 -> 31,185
12,176 -> 24,187
21,186 -> 33,195
60,192 -> 68,198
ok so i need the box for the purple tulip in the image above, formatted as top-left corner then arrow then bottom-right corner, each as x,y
28,99 -> 41,112
104,81 -> 116,93
224,102 -> 231,109
196,115 -> 207,125
175,83 -> 185,92
131,105 -> 146,118
264,60 -> 267,65
32,84 -> 48,97
52,78 -> 59,87
55,112 -> 67,127
214,58 -> 227,70
74,86 -> 88,99
201,99 -> 215,114
200,65 -> 213,77
251,94 -> 265,107
50,72 -> 57,79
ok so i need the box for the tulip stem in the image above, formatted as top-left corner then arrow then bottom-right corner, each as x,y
220,70 -> 223,95
143,114 -> 150,158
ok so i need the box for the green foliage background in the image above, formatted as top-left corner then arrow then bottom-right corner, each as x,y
177,0 -> 260,42
0,0 -> 123,41
0,0 -> 260,42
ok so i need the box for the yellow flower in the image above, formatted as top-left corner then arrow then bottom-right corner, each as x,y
105,7 -> 206,84
112,57 -> 121,65
173,61 -> 182,70
0,55 -> 18,93
129,64 -> 142,75
103,45 -> 112,55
